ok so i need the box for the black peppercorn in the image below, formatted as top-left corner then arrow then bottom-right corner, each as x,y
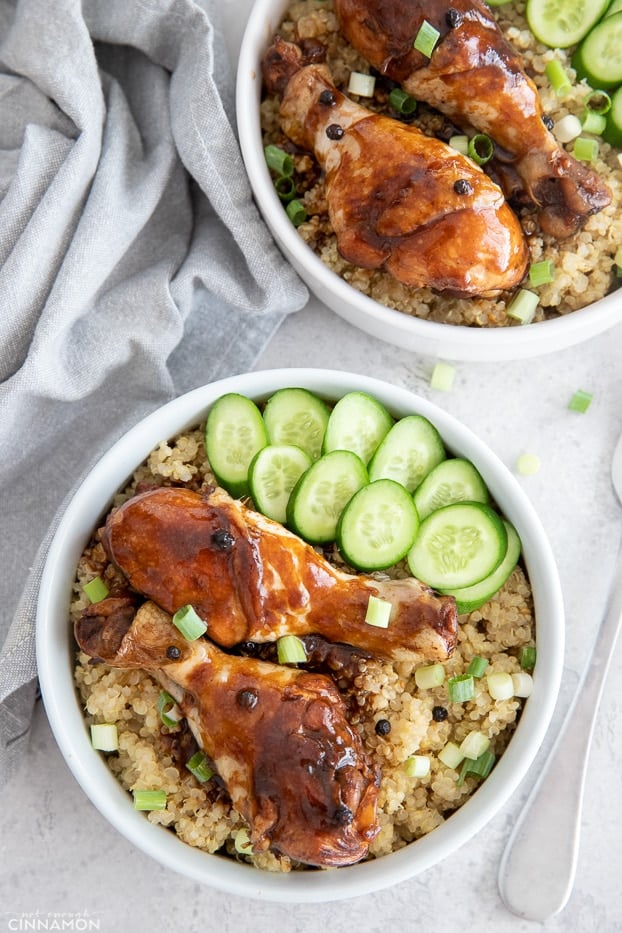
166,645 -> 181,660
212,529 -> 235,550
333,805 -> 354,826
237,688 -> 258,710
445,8 -> 463,28
375,718 -> 391,736
319,89 -> 336,106
432,705 -> 449,722
454,178 -> 473,195
326,123 -> 344,140
542,113 -> 554,131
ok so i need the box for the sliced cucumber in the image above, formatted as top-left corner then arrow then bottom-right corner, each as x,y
413,458 -> 489,520
248,444 -> 312,523
205,393 -> 268,497
603,85 -> 622,147
407,502 -> 508,591
440,522 -> 521,614
262,388 -> 330,462
526,0 -> 610,48
322,391 -> 394,464
368,415 -> 445,492
337,479 -> 420,571
286,450 -> 368,543
572,12 -> 622,89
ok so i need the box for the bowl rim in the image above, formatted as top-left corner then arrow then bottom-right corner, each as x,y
36,367 -> 565,902
235,0 -> 622,361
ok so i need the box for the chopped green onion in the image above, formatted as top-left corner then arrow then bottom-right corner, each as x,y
573,136 -> 599,162
157,690 -> 183,729
516,453 -> 541,476
365,594 -> 392,629
274,174 -> 297,202
133,789 -> 167,811
568,389 -> 593,413
459,730 -> 490,761
553,113 -> 582,144
430,361 -> 455,392
585,90 -> 612,116
520,645 -> 537,671
388,87 -> 417,115
545,59 -> 571,96
528,259 -> 556,287
172,604 -> 207,641
581,110 -> 607,136
234,827 -> 254,855
264,144 -> 294,177
286,198 -> 307,227
468,133 -> 494,165
512,671 -> 534,698
347,71 -> 376,97
414,662 -> 445,690
457,749 -> 496,785
277,634 -> 307,665
438,741 -> 464,770
487,671 -> 514,701
448,134 -> 469,155
186,750 -> 214,783
83,576 -> 109,603
447,673 -> 475,703
506,289 -> 539,325
413,20 -> 440,57
467,656 -> 489,679
90,723 -> 119,752
404,755 -> 430,778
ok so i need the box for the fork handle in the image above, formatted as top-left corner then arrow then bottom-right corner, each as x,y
498,536 -> 622,922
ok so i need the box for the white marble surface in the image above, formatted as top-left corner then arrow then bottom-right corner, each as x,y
3,3 -> 622,931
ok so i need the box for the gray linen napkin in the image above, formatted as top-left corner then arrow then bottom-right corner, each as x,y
0,0 -> 308,783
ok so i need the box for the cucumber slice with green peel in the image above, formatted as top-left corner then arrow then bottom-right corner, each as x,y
526,0 -> 610,49
368,415 -> 446,492
572,13 -> 622,89
603,85 -> 622,147
262,388 -> 330,462
337,479 -> 420,571
286,450 -> 368,543
248,444 -> 312,523
322,391 -> 394,464
407,502 -> 508,591
205,393 -> 268,497
413,458 -> 489,520
606,0 -> 622,17
440,522 -> 522,614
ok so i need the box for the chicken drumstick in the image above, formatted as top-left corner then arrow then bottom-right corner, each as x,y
76,600 -> 380,867
262,36 -> 528,296
333,0 -> 612,238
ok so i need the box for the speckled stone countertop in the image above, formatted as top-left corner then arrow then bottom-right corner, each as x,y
3,3 -> 622,931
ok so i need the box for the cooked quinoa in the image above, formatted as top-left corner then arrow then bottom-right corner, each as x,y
72,423 -> 535,872
260,0 -> 622,327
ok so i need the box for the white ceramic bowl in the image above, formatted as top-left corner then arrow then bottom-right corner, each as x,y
37,368 -> 564,902
236,0 -> 622,361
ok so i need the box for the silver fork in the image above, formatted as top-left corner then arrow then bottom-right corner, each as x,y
498,431 -> 622,922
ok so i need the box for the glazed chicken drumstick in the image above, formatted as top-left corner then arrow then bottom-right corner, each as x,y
102,485 -> 458,664
75,600 -> 380,867
262,37 -> 527,296
333,0 -> 612,238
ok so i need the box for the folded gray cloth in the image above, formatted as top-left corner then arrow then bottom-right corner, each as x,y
0,0 -> 308,783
